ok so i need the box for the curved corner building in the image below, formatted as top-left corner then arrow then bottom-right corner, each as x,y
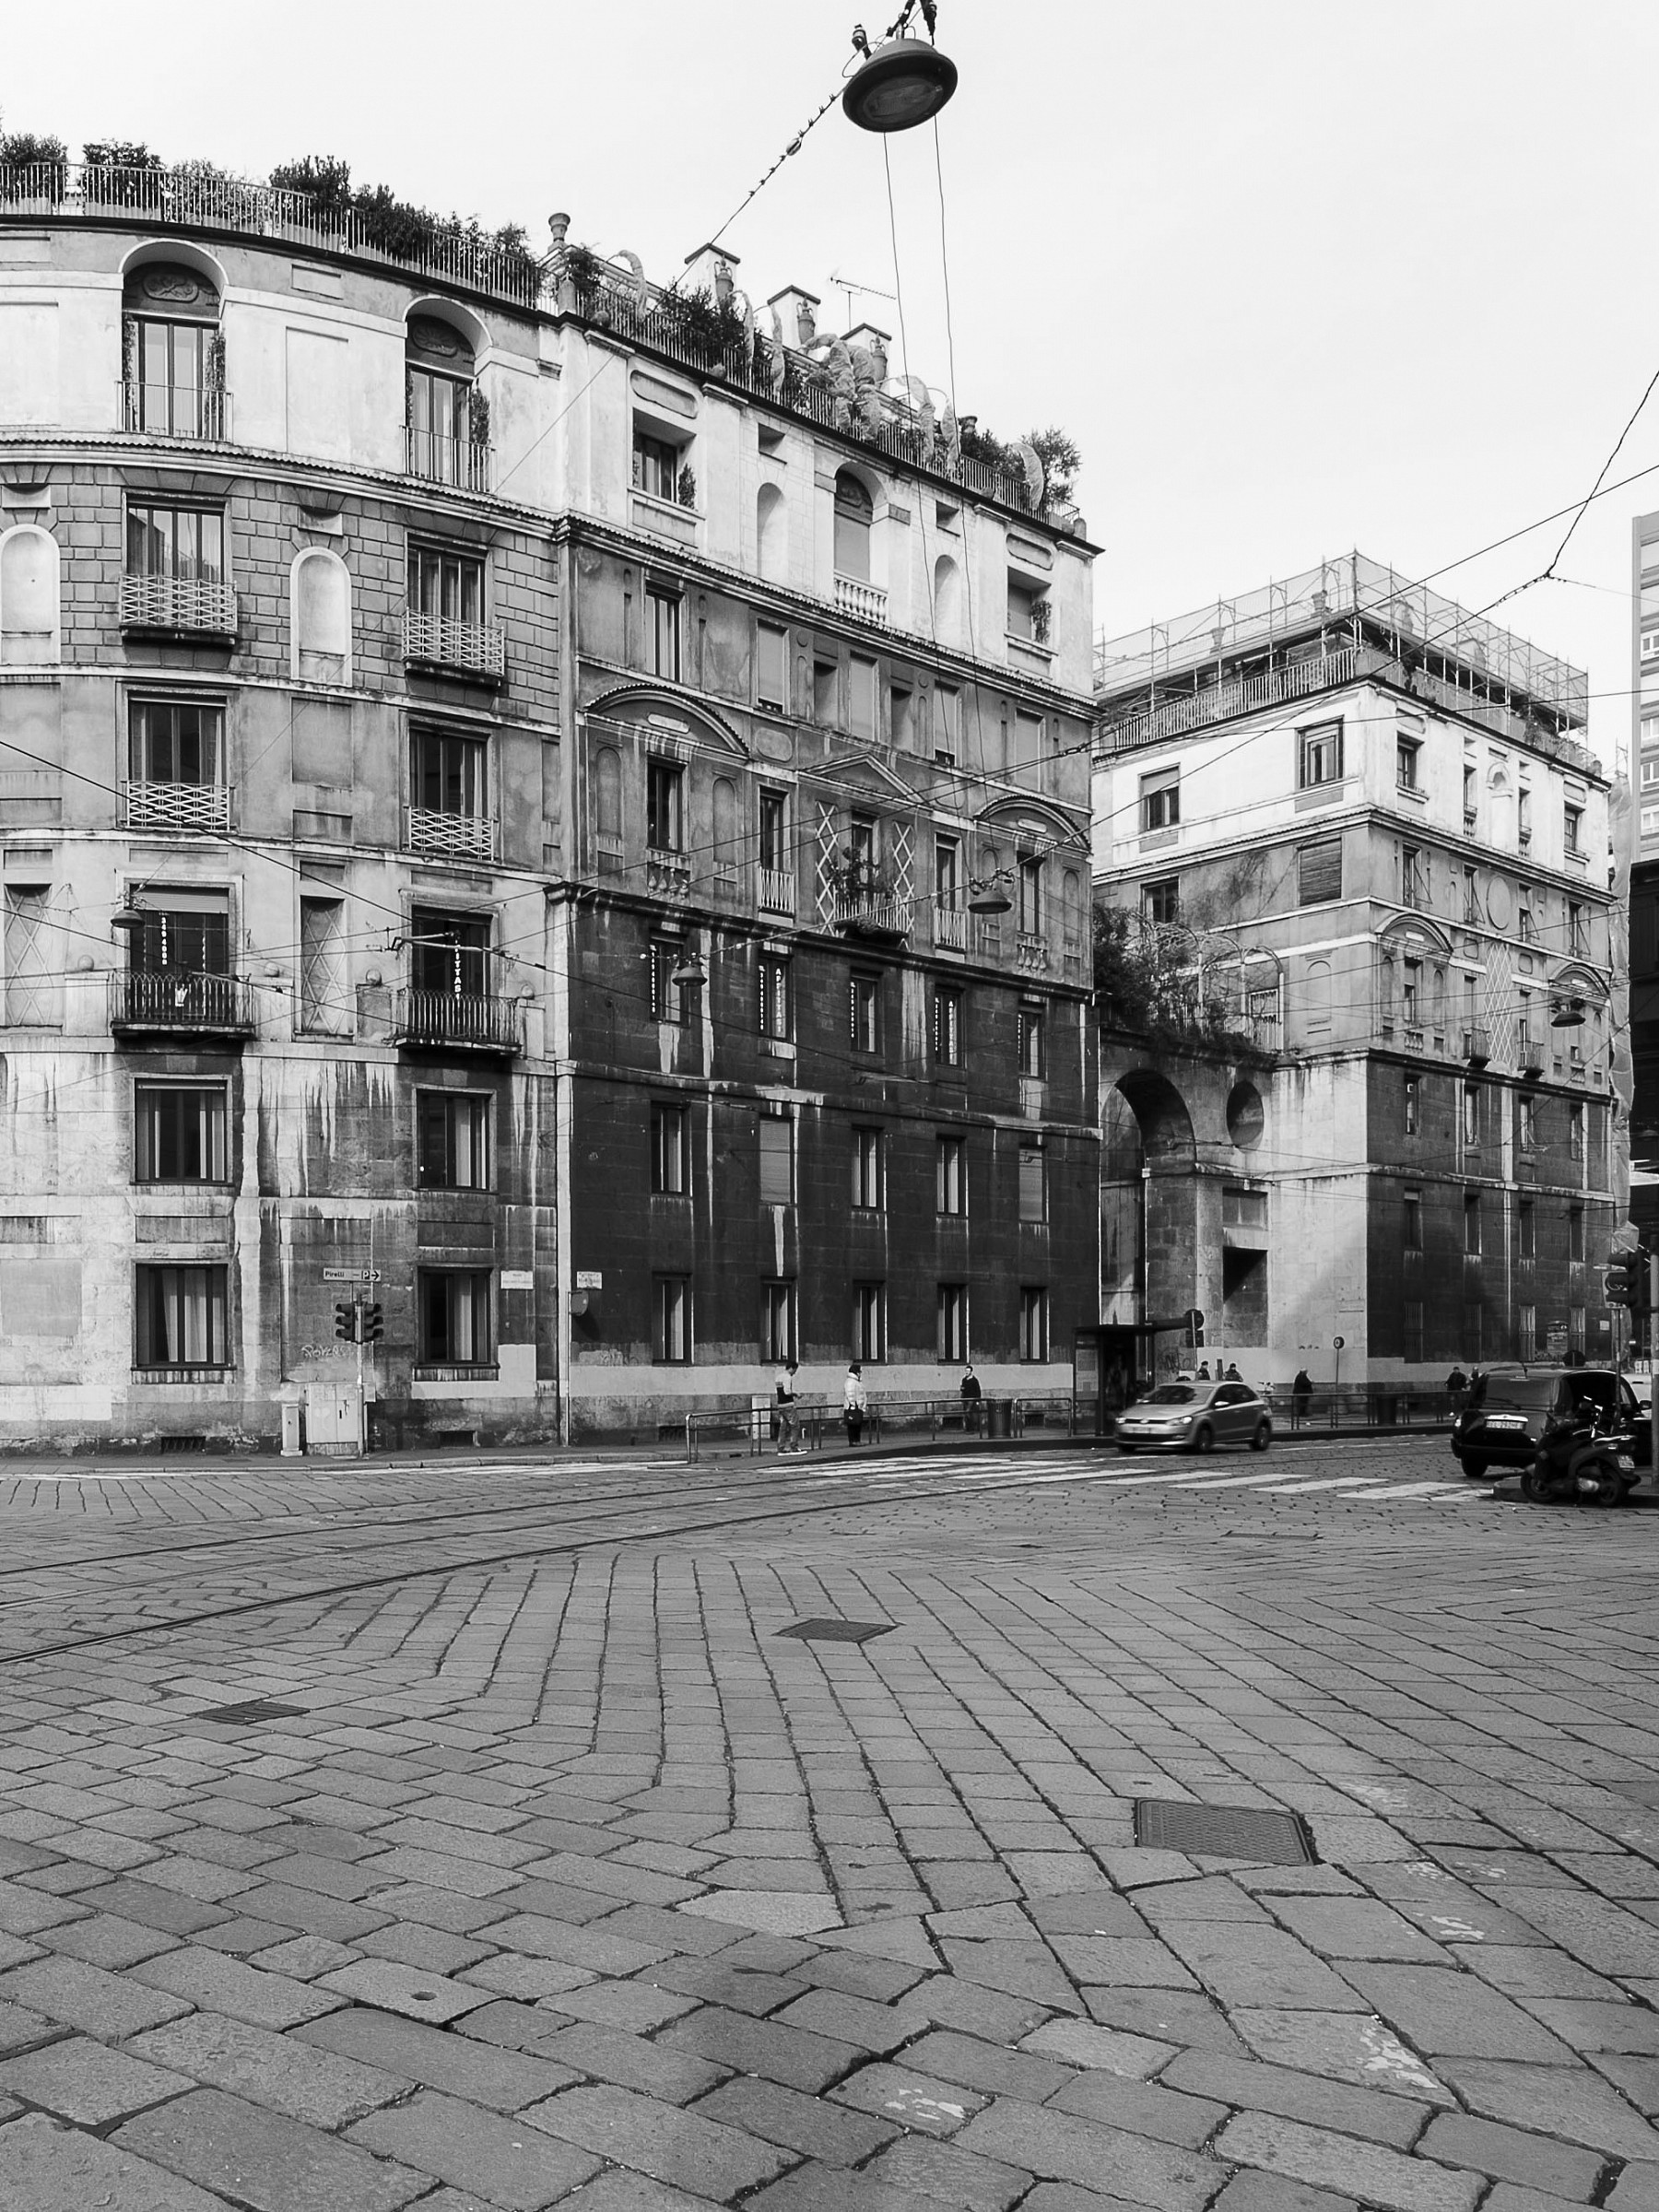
0,165 -> 1099,1448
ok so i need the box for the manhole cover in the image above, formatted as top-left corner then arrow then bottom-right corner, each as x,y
1135,1799 -> 1316,1864
192,1700 -> 309,1725
777,1618 -> 892,1644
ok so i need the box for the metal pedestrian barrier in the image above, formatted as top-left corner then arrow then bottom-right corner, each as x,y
685,1393 -> 1079,1463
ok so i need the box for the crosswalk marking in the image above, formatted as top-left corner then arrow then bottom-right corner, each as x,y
859,1453 -> 1472,1510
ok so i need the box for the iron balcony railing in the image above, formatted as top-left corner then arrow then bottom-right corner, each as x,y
833,888 -> 911,940
402,610 -> 505,681
119,573 -> 238,636
120,780 -> 231,832
833,574 -> 888,626
390,990 -> 522,1054
405,427 -> 493,493
119,381 -> 230,441
759,866 -> 795,917
404,806 -> 498,864
110,970 -> 253,1037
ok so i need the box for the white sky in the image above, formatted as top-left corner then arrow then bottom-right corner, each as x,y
6,0 -> 1657,758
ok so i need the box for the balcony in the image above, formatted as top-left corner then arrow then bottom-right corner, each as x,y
390,989 -> 522,1056
110,971 -> 254,1040
833,574 -> 888,626
1464,1027 -> 1491,1066
405,426 -> 493,493
933,904 -> 967,952
1017,933 -> 1049,973
647,852 -> 692,900
120,382 -> 231,441
405,806 -> 498,864
1518,1032 -> 1545,1077
121,781 -> 231,833
402,611 -> 505,684
759,866 -> 795,918
119,574 -> 238,638
833,888 -> 910,942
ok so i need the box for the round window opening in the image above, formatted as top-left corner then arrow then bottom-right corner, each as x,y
1227,1079 -> 1265,1151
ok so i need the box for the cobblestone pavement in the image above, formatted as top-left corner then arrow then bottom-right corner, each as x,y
0,1435 -> 1654,2208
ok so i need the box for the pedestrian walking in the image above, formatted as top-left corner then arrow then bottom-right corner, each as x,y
1224,1361 -> 1241,1382
843,1360 -> 867,1446
774,1359 -> 800,1453
959,1362 -> 983,1435
1292,1367 -> 1312,1425
1446,1364 -> 1468,1414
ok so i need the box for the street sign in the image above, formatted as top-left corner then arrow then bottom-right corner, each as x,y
322,1268 -> 382,1283
1332,1334 -> 1345,1349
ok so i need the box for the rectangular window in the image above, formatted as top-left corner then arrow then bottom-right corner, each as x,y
1139,765 -> 1179,832
1463,865 -> 1479,924
299,897 -> 346,1037
761,1280 -> 795,1364
853,1281 -> 886,1362
1464,1083 -> 1480,1147
1465,1193 -> 1481,1255
1018,1002 -> 1044,1079
632,428 -> 680,502
4,885 -> 58,1029
850,972 -> 880,1055
135,1262 -> 229,1369
1143,877 -> 1180,925
853,1126 -> 884,1211
649,940 -> 686,1025
1018,856 -> 1043,935
1019,1286 -> 1049,1363
1463,763 -> 1477,823
1570,1305 -> 1586,1358
1405,1301 -> 1425,1362
132,901 -> 232,980
1298,838 -> 1342,907
1644,758 -> 1659,790
759,789 -> 788,874
411,725 -> 487,819
1518,1096 -> 1536,1152
1401,845 -> 1424,910
937,1283 -> 968,1363
756,624 -> 787,711
814,659 -> 839,724
1518,1199 -> 1535,1258
1402,959 -> 1420,1025
406,363 -> 476,484
1518,902 -> 1536,944
935,982 -> 963,1066
130,316 -> 214,436
1396,737 -> 1420,791
129,699 -> 224,788
1223,1185 -> 1268,1230
417,1091 -> 489,1191
651,1100 -> 689,1195
936,1134 -> 966,1216
890,684 -> 913,748
1571,1101 -> 1585,1162
135,1084 -> 228,1183
418,1269 -> 493,1366
759,1113 -> 793,1205
646,759 -> 684,853
1018,1142 -> 1046,1224
410,543 -> 484,625
1517,788 -> 1533,844
1403,1188 -> 1422,1252
1569,901 -> 1587,956
646,588 -> 680,680
1465,1302 -> 1484,1365
1013,712 -> 1044,788
1007,577 -> 1036,639
935,834 -> 959,906
1517,1304 -> 1536,1361
653,1276 -> 691,1363
1299,721 -> 1343,789
935,685 -> 959,765
1570,1206 -> 1585,1264
849,657 -> 877,740
126,503 -> 225,584
1564,804 -> 1583,854
759,953 -> 792,1041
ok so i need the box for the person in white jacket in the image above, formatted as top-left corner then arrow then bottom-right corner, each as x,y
843,1361 -> 868,1446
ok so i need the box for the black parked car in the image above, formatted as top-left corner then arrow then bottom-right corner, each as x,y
1452,1367 -> 1650,1479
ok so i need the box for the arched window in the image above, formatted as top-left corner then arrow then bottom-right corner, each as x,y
1062,868 -> 1083,951
291,550 -> 351,684
0,526 -> 59,665
1305,959 -> 1333,1038
406,313 -> 482,488
934,555 -> 961,646
833,471 -> 873,582
594,747 -> 623,873
122,260 -> 224,438
757,483 -> 787,583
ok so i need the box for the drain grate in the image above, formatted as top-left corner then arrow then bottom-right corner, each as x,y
192,1700 -> 309,1726
777,1618 -> 893,1645
1135,1798 -> 1316,1865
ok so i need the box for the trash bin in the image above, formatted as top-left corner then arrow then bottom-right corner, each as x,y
987,1396 -> 1013,1440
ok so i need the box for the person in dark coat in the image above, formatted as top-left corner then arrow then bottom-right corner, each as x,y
959,1363 -> 983,1434
1292,1368 -> 1312,1424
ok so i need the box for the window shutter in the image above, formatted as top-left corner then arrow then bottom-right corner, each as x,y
1298,839 -> 1342,906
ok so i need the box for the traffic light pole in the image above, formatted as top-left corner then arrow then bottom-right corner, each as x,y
1651,1252 -> 1657,1489
356,1291 -> 367,1456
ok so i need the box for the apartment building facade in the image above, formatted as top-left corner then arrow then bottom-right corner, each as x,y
0,160 -> 1097,1445
1093,557 -> 1619,1386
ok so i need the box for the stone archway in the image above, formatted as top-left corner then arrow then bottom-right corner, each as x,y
1102,1071 -> 1197,1333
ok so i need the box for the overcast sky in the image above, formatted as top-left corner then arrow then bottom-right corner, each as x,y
6,0 -> 1655,759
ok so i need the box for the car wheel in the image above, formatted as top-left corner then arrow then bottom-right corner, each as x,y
1251,1420 -> 1271,1453
1192,1424 -> 1215,1454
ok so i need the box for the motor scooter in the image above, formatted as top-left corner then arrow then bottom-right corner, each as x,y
1523,1395 -> 1639,1507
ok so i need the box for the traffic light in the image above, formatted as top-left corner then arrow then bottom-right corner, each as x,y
334,1300 -> 357,1342
1186,1305 -> 1206,1349
1606,1252 -> 1646,1311
362,1302 -> 384,1343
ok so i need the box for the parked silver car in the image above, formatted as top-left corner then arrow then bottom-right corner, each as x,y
1116,1380 -> 1273,1455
